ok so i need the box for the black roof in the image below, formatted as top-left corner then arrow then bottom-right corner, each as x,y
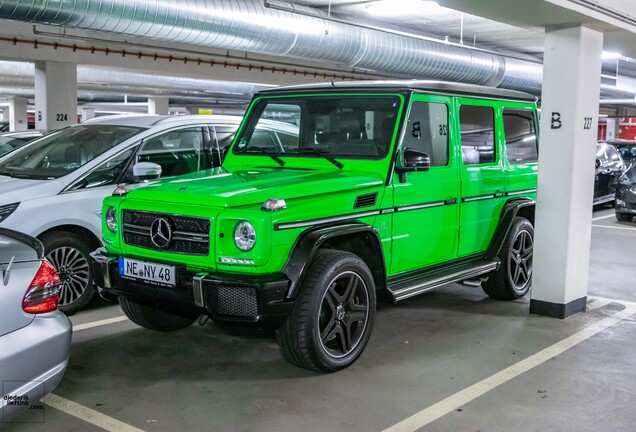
257,80 -> 537,102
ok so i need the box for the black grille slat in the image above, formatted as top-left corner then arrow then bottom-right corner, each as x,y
122,210 -> 210,255
354,192 -> 378,209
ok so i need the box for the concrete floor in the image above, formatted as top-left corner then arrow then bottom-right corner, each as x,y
4,207 -> 636,432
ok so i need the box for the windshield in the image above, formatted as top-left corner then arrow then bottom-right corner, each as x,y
233,96 -> 400,160
0,125 -> 144,179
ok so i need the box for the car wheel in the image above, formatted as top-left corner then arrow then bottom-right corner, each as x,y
482,217 -> 534,300
40,231 -> 95,315
119,296 -> 199,332
616,212 -> 632,222
276,249 -> 376,372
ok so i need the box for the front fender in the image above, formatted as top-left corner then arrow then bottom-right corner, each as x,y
282,222 -> 386,299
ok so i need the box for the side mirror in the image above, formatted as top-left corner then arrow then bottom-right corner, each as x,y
404,148 -> 431,170
395,148 -> 430,182
133,162 -> 162,181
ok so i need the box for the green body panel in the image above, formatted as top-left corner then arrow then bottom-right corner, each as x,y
102,88 -> 537,285
455,97 -> 506,257
390,94 -> 460,274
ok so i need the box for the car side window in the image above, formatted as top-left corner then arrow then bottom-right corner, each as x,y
67,147 -> 137,191
503,108 -> 538,163
209,125 -> 238,166
136,127 -> 207,178
460,105 -> 495,165
402,101 -> 449,167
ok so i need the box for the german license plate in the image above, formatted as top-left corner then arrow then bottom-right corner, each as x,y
119,258 -> 176,287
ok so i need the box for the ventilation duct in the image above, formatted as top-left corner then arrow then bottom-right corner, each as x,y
0,61 -> 269,102
0,0 -> 633,99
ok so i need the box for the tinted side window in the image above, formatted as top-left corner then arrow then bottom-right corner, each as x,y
137,127 -> 207,177
68,147 -> 136,191
460,105 -> 495,165
503,109 -> 538,163
402,102 -> 449,166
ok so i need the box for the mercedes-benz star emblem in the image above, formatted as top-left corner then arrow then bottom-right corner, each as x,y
150,218 -> 172,248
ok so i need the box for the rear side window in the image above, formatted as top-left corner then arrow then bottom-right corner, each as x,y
460,105 -> 495,165
402,101 -> 449,167
503,109 -> 538,163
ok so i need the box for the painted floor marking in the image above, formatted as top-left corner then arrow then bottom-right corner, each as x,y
591,224 -> 636,232
73,316 -> 128,332
384,300 -> 636,432
587,298 -> 611,310
44,393 -> 145,432
592,213 -> 616,221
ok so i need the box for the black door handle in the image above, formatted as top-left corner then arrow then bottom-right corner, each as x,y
444,198 -> 457,205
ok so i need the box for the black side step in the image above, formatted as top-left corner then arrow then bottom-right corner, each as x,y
387,260 -> 498,302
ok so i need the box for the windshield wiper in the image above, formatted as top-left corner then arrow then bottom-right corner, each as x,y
0,170 -> 15,178
239,146 -> 285,167
294,148 -> 343,169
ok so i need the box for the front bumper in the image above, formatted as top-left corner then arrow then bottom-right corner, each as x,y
91,248 -> 292,326
615,186 -> 636,214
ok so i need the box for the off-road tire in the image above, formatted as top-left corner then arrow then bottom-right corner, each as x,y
482,217 -> 534,300
276,249 -> 376,372
119,296 -> 198,332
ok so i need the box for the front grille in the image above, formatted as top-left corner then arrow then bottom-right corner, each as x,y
211,286 -> 258,317
122,210 -> 210,255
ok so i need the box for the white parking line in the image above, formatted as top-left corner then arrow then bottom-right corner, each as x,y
384,300 -> 636,432
44,393 -> 145,432
592,213 -> 617,221
72,316 -> 128,332
591,224 -> 636,232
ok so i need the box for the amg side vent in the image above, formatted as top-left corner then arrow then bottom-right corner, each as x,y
354,193 -> 378,209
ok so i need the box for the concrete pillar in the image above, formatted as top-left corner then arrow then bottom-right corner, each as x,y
530,26 -> 603,318
606,117 -> 619,140
148,97 -> 169,115
34,61 -> 77,130
8,97 -> 27,131
81,107 -> 95,122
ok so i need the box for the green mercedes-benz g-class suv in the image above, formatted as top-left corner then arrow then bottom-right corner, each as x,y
92,81 -> 538,372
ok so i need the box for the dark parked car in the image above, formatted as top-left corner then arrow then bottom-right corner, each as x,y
0,228 -> 71,421
607,139 -> 636,168
615,163 -> 636,222
594,142 -> 625,206
0,130 -> 46,157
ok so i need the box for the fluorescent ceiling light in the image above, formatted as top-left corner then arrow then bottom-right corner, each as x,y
367,0 -> 441,17
602,51 -> 622,60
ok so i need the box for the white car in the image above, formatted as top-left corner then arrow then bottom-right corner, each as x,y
0,114 -> 246,314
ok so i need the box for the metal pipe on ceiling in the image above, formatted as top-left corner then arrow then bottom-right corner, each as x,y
0,0 -> 632,99
0,61 -> 269,101
0,0 -> 542,92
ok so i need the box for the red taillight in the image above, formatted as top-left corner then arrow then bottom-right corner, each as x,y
22,259 -> 62,314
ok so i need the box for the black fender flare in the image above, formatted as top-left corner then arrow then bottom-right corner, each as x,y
486,198 -> 535,260
282,222 -> 387,300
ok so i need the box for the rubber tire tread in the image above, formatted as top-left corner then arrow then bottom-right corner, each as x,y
119,296 -> 197,332
39,231 -> 95,315
276,249 -> 375,372
482,217 -> 533,301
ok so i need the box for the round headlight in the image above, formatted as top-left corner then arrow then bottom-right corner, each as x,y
105,207 -> 117,233
234,221 -> 256,251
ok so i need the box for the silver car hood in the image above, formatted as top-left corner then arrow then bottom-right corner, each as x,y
0,176 -> 65,205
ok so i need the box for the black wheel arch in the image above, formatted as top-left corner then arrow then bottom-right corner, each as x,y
282,222 -> 387,300
486,198 -> 535,260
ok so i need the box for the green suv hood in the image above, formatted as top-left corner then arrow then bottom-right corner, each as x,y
128,167 -> 383,208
